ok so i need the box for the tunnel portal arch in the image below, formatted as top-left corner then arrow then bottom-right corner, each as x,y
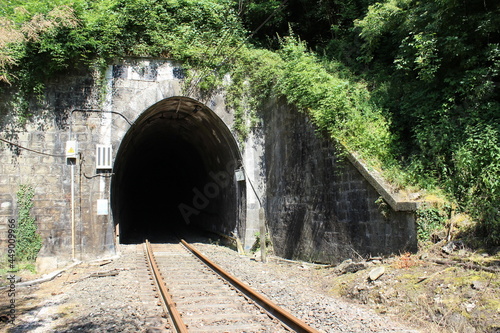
111,96 -> 246,243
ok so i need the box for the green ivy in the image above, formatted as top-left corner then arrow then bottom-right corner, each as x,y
15,184 -> 42,262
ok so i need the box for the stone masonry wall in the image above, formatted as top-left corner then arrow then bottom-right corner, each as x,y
0,69 -> 101,267
263,99 -> 417,264
0,59 -> 262,269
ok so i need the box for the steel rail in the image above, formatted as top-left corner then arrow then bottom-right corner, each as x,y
144,240 -> 188,333
179,239 -> 320,333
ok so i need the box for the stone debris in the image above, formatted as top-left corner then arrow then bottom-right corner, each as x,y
336,259 -> 369,274
343,262 -> 367,274
471,280 -> 486,290
368,266 -> 385,281
442,240 -> 465,254
87,268 -> 120,278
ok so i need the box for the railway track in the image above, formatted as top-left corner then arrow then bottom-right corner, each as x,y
144,238 -> 320,333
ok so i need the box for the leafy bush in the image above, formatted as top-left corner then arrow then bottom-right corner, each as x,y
451,125 -> 500,244
226,35 -> 394,164
274,36 -> 393,162
0,0 -> 244,89
415,204 -> 447,243
354,0 -> 500,245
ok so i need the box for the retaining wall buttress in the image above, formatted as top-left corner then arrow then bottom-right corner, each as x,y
262,99 -> 417,263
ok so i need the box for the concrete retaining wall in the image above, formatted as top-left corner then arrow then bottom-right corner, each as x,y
262,99 -> 417,263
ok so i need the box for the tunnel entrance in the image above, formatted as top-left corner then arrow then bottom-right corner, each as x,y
111,97 -> 245,243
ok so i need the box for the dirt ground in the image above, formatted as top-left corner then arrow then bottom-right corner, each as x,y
318,243 -> 500,333
0,262 -> 103,332
0,250 -> 166,333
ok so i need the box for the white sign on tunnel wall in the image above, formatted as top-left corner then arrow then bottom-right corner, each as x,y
97,199 -> 109,215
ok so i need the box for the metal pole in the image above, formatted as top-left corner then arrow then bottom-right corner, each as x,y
240,164 -> 267,261
259,207 -> 267,263
71,164 -> 75,260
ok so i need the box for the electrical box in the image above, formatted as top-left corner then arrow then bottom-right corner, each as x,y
235,168 -> 245,182
66,141 -> 78,157
66,141 -> 78,164
96,144 -> 113,170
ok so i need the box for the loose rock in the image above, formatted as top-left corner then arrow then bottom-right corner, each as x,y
368,266 -> 385,281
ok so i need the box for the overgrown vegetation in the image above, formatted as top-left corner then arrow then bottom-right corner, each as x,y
0,0 -> 244,105
15,184 -> 42,261
415,204 -> 448,243
353,0 -> 500,246
1,0 -> 499,246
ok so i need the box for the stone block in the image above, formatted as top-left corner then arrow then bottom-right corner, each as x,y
0,200 -> 13,215
36,256 -> 59,273
38,152 -> 57,166
19,164 -> 36,175
0,185 -> 13,195
35,207 -> 63,216
42,176 -> 63,186
41,132 -> 58,143
75,133 -> 88,142
50,165 -> 64,174
34,165 -> 50,174
3,164 -> 20,174
71,125 -> 89,133
59,133 -> 69,142
35,200 -> 58,209
28,138 -> 43,149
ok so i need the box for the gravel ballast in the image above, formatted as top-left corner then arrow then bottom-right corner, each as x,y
190,241 -> 420,333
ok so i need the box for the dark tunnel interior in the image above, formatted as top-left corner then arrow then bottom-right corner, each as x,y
118,135 -> 206,242
111,97 -> 245,243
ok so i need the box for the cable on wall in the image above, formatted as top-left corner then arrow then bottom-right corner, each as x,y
0,137 -> 66,158
71,109 -> 134,127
